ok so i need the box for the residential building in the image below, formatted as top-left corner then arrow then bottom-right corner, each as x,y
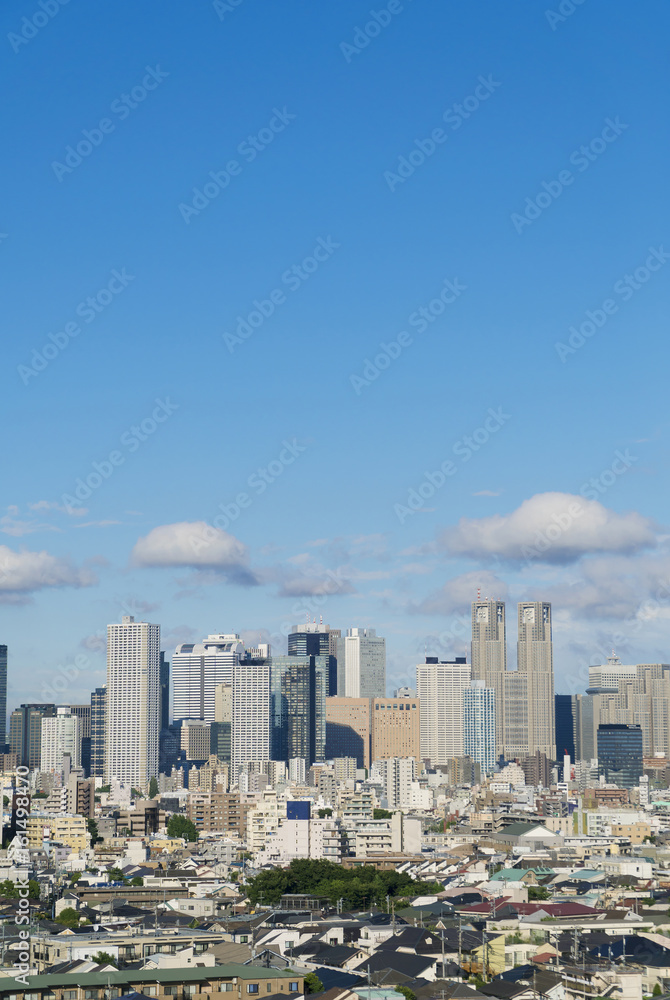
231,661 -> 270,780
90,685 -> 106,777
40,707 -> 82,774
463,679 -> 496,771
0,645 -> 6,747
9,703 -> 56,769
105,615 -> 160,787
416,657 -> 471,764
186,791 -> 252,836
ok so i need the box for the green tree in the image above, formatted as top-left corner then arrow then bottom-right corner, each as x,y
69,872 -> 82,884
87,818 -> 102,845
99,784 -> 111,793
149,777 -> 159,798
130,876 -> 144,886
166,814 -> 198,842
395,988 -> 416,1000
2,796 -> 8,807
318,808 -> 333,818
652,985 -> 662,996
373,808 -> 392,819
91,951 -> 117,967
56,907 -> 81,927
528,886 -> 550,901
108,868 -> 126,882
304,973 -> 324,994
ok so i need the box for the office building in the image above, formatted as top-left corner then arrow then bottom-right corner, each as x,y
517,601 -> 555,758
90,686 -> 106,778
416,657 -> 471,764
591,662 -> 670,758
555,693 -> 576,762
0,645 -> 6,747
180,719 -> 211,760
597,724 -> 643,789
503,671 -> 528,760
172,634 -> 245,722
288,623 -> 337,695
159,652 -> 170,729
105,616 -> 160,787
371,697 -> 420,763
589,653 -> 638,689
40,707 -> 81,774
325,697 -> 370,767
463,680 -> 496,771
231,661 -> 270,780
9,704 -> 56,769
210,682 -> 232,764
270,655 -> 328,766
343,628 -> 386,699
471,598 -> 506,755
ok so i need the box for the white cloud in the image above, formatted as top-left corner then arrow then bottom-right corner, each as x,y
131,521 -> 259,585
440,492 -> 656,564
0,545 -> 97,602
411,570 -> 508,616
472,489 -> 501,497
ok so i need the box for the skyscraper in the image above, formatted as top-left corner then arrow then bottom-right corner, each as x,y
555,693 -> 576,762
343,627 -> 386,698
159,651 -> 170,730
172,634 -> 245,722
9,704 -> 56,768
463,680 -> 496,771
40,707 -> 81,774
270,655 -> 328,766
90,686 -> 106,778
416,657 -> 471,764
597,723 -> 643,788
371,697 -> 421,763
230,661 -> 270,782
210,682 -> 232,764
105,615 -> 160,787
288,623 -> 337,695
517,602 -> 555,758
325,697 -> 370,767
0,645 -> 6,748
471,599 -> 506,755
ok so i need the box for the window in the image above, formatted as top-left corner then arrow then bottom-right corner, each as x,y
247,985 -> 260,994
144,989 -> 158,997
240,935 -> 249,943
267,986 -> 273,993
289,984 -> 299,993
164,988 -> 180,996
64,993 -> 77,1000
85,992 -> 100,999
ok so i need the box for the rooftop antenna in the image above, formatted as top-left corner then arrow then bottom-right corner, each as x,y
477,588 -> 481,601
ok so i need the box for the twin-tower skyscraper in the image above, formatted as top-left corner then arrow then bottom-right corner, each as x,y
471,598 -> 555,760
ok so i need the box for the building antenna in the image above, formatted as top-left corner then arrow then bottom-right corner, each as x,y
476,587 -> 481,601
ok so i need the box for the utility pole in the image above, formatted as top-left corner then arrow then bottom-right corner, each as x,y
458,915 -> 462,982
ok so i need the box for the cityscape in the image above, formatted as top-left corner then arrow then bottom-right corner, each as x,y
2,2 -> 669,1000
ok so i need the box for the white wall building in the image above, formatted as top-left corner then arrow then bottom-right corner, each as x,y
40,708 -> 81,774
416,658 -> 472,764
344,628 -> 386,698
231,662 -> 270,781
173,634 -> 245,722
463,679 -> 496,771
105,616 -> 160,787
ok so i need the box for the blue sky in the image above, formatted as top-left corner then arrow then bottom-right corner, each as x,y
1,0 -> 669,711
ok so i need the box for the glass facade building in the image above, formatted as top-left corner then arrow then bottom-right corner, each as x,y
270,655 -> 328,765
597,723 -> 643,788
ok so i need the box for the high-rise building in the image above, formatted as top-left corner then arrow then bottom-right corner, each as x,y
231,661 -> 270,781
471,599 -> 506,755
172,634 -> 245,722
325,697 -> 370,767
210,683 -> 232,764
159,652 -> 170,730
69,703 -> 91,777
371,697 -> 420,763
40,707 -> 81,774
343,628 -> 386,698
0,645 -> 7,748
105,616 -> 160,787
180,719 -> 211,760
590,661 -> 670,758
9,704 -> 56,768
416,657 -> 471,764
589,654 -> 637,689
270,655 -> 328,766
597,723 -> 643,788
555,694 -> 576,762
517,602 -> 555,758
288,624 -> 337,695
463,680 -> 496,771
503,671 -> 528,760
379,757 -> 416,808
90,686 -> 106,778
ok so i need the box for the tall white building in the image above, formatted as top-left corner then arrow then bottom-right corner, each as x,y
343,628 -> 386,698
588,653 -> 638,689
471,599 -> 506,755
173,634 -> 245,722
40,707 -> 81,774
372,757 -> 416,808
231,662 -> 270,782
463,680 -> 496,771
105,615 -> 160,787
416,658 -> 471,764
